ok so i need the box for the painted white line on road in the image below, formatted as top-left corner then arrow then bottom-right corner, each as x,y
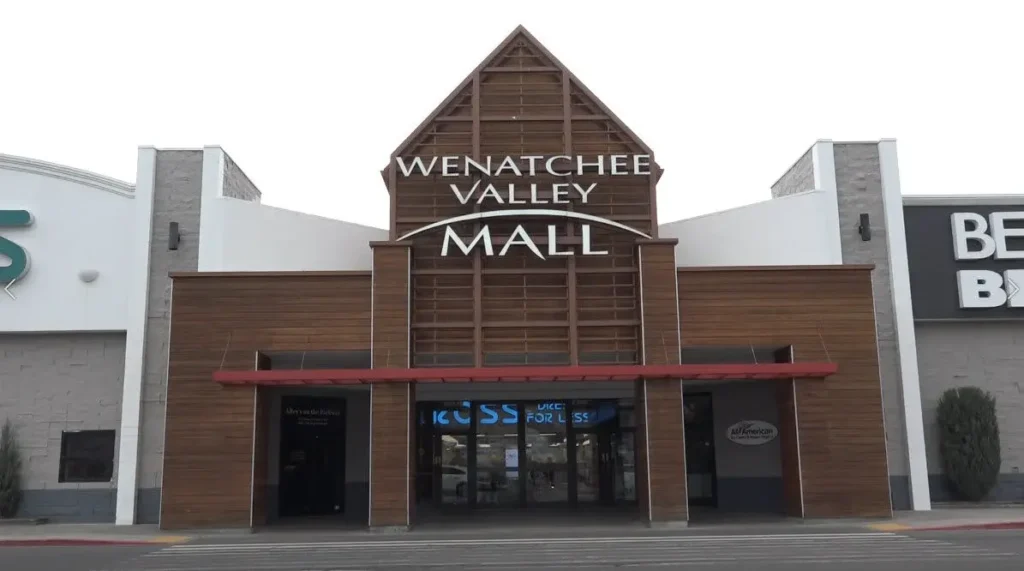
159,532 -> 901,551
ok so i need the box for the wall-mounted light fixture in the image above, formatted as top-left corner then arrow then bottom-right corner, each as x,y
78,269 -> 99,283
857,213 -> 871,241
169,221 -> 181,251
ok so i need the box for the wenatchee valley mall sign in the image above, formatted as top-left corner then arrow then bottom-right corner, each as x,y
0,209 -> 32,300
394,155 -> 653,259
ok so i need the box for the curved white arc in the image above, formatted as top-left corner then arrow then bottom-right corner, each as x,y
396,209 -> 652,242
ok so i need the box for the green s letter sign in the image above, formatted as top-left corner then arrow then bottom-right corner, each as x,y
1,210 -> 33,294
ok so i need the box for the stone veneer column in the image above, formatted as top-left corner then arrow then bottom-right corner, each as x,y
369,242 -> 413,529
636,238 -> 688,526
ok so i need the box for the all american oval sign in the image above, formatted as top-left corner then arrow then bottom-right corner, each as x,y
725,420 -> 779,446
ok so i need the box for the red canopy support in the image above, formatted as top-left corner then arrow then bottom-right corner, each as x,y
212,362 -> 838,386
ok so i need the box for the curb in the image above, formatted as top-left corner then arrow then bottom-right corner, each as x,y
913,521 -> 1024,532
0,535 -> 191,548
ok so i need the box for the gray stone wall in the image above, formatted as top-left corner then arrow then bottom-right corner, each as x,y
831,143 -> 908,507
771,147 -> 815,198
222,153 -> 261,203
916,321 -> 1024,501
0,332 -> 125,522
135,150 -> 204,523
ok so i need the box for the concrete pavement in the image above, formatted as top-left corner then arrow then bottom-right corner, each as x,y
3,507 -> 1024,546
14,531 -> 1020,570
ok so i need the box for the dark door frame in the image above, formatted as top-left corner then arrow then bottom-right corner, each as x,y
277,395 -> 347,518
683,391 -> 719,508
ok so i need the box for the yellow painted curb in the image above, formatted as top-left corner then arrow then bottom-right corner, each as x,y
147,535 -> 192,544
867,523 -> 913,531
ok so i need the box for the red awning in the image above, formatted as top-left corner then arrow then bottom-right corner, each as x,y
212,362 -> 837,386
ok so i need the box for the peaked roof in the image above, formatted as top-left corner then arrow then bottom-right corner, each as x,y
381,25 -> 661,185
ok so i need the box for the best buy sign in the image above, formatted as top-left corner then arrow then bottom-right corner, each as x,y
0,210 -> 32,298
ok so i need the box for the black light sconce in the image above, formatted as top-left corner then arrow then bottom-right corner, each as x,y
169,221 -> 181,251
857,213 -> 871,241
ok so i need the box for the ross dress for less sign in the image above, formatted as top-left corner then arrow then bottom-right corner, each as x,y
904,205 -> 1024,320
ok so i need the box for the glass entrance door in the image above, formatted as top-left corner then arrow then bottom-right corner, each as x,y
436,432 -> 470,505
420,399 -> 638,510
573,430 -> 613,504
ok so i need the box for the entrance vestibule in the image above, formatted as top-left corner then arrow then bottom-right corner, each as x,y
415,399 -> 637,512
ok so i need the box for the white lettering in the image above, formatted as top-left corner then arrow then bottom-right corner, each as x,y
952,212 -> 996,260
1007,269 -> 1024,308
574,182 -> 597,203
464,156 -> 491,176
990,212 -> 1024,259
499,225 -> 545,259
610,155 -> 628,175
551,183 -> 570,204
547,225 -> 572,257
957,270 -> 1007,308
581,225 -> 607,255
449,180 -> 481,205
522,156 -> 543,176
546,156 -> 572,177
441,226 -> 493,257
494,156 -> 523,177
634,154 -> 651,175
506,184 -> 526,205
395,156 -> 438,177
529,184 -> 547,204
477,184 -> 504,204
441,156 -> 459,177
577,155 -> 604,175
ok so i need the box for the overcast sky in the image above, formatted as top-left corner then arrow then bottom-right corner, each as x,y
2,1 -> 1022,229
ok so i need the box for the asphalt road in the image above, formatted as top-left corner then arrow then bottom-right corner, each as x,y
2,530 -> 1023,570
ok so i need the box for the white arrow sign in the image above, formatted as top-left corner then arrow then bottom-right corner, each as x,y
3,279 -> 17,300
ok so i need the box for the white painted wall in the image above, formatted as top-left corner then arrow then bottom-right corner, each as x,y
0,154 -> 145,333
197,147 -> 387,272
659,190 -> 843,267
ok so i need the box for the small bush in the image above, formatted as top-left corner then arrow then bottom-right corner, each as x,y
0,419 -> 23,518
936,387 -> 1001,501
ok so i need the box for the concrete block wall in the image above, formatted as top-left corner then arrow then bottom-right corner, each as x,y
771,147 -> 815,198
135,150 -> 204,523
223,154 -> 262,203
0,332 -> 126,522
829,143 -> 909,507
916,321 -> 1024,501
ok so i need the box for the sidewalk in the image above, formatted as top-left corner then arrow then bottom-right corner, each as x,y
867,506 -> 1024,532
3,507 -> 1023,547
0,523 -> 194,547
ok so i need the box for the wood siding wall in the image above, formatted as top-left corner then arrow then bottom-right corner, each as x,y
678,267 -> 892,518
370,245 -> 413,528
161,273 -> 372,529
638,241 -> 687,522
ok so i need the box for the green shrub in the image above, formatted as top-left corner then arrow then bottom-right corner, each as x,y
0,419 -> 23,518
936,387 -> 1001,501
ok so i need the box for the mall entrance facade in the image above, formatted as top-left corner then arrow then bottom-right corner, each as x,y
157,26 -> 895,531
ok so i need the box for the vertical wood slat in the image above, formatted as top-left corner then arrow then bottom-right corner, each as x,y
776,379 -> 804,517
637,239 -> 687,523
678,267 -> 892,518
250,386 -> 272,526
370,244 -> 412,528
161,273 -> 373,530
